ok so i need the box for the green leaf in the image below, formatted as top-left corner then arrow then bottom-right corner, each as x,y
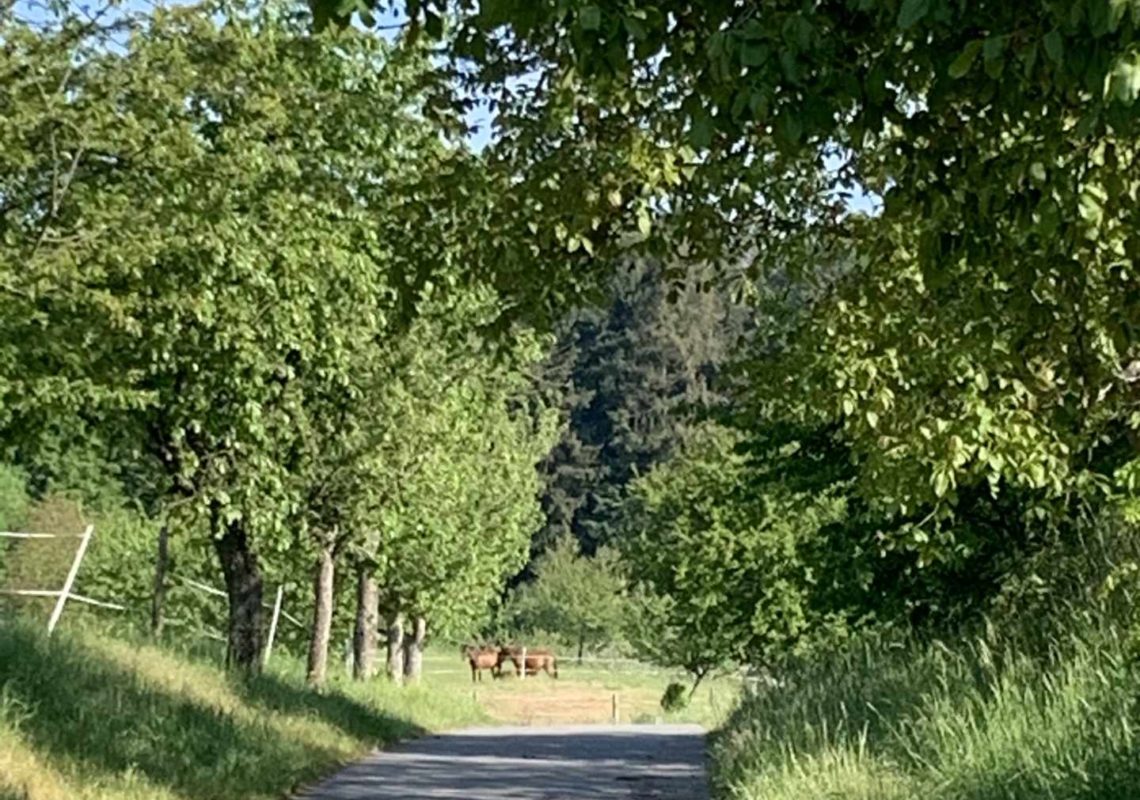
1078,184 -> 1106,229
897,0 -> 930,30
740,41 -> 768,68
579,5 -> 602,32
623,15 -> 647,40
776,112 -> 803,144
1106,53 -> 1140,104
948,40 -> 983,78
983,36 -> 1006,78
1043,30 -> 1063,64
983,36 -> 1005,63
1108,0 -> 1130,32
690,113 -> 713,148
932,470 -> 950,498
793,17 -> 812,51
637,208 -> 652,237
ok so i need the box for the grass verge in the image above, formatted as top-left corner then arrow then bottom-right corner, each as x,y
0,621 -> 484,800
710,625 -> 1140,800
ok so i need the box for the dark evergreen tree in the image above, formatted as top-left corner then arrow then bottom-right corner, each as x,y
535,260 -> 747,558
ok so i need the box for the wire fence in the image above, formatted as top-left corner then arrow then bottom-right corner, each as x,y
0,525 -> 125,635
0,527 -> 305,666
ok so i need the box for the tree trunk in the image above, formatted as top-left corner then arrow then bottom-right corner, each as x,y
306,538 -> 336,687
402,615 -> 426,682
213,518 -> 263,674
353,568 -> 379,681
385,611 -> 405,683
150,524 -> 170,640
577,632 -> 585,664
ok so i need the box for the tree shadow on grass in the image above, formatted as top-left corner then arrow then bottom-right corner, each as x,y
240,671 -> 425,745
0,623 -> 423,800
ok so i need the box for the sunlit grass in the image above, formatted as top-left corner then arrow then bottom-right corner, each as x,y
711,626 -> 1140,800
0,621 -> 483,800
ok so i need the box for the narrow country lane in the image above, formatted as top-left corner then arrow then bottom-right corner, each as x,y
297,724 -> 708,800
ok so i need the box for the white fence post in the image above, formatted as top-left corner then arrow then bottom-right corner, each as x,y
520,646 -> 527,681
263,586 -> 284,666
47,524 -> 95,636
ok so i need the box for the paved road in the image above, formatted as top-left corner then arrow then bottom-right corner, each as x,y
298,724 -> 708,800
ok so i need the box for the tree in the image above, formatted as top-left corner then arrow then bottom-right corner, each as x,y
363,309 -> 558,675
0,2 -> 479,671
502,536 -> 632,660
622,422 -> 848,684
535,260 -> 747,558
330,0 -> 1140,571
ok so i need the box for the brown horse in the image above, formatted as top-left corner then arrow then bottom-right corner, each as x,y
462,645 -> 501,682
498,645 -> 558,679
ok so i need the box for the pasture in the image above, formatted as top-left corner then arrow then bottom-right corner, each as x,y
425,649 -> 739,728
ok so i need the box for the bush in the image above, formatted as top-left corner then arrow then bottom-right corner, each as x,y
0,464 -> 30,605
661,682 -> 689,713
0,464 -> 29,530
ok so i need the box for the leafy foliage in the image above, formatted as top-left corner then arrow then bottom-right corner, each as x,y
536,259 -> 746,558
361,304 -> 559,638
500,536 -> 632,656
0,1 -> 584,668
622,422 -> 848,679
321,0 -> 1140,564
0,465 -> 28,532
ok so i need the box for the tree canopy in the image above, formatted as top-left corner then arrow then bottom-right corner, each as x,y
4,0 -> 1140,704
0,0 -> 581,670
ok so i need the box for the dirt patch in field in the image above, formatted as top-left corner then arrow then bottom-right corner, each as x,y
473,681 -> 665,726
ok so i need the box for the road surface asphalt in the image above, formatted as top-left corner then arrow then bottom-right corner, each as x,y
297,724 -> 708,799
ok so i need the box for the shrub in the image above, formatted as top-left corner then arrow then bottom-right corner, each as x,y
661,682 -> 689,713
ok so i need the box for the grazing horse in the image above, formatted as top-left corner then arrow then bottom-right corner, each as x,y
462,645 -> 501,682
499,645 -> 558,679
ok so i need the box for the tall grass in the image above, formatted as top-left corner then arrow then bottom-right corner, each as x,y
711,624 -> 1140,800
0,620 -> 486,800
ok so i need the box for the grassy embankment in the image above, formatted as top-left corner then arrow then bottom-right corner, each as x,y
0,619 -> 732,800
710,625 -> 1140,800
0,621 -> 484,800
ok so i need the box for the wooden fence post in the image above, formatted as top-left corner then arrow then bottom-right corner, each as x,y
263,586 -> 284,667
612,692 -> 620,724
47,524 -> 94,636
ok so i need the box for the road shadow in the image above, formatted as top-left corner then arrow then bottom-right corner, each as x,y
399,726 -> 702,761
299,725 -> 708,799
